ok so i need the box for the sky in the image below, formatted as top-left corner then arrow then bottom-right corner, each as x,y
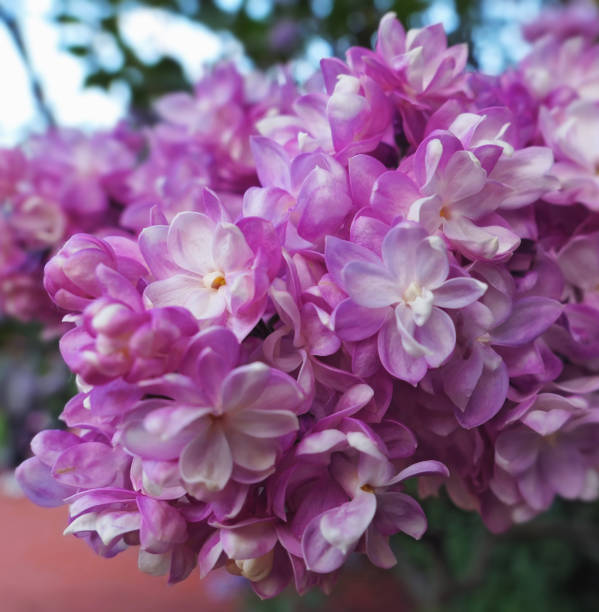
0,0 -> 543,147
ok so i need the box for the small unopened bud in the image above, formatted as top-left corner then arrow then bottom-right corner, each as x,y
225,549 -> 274,582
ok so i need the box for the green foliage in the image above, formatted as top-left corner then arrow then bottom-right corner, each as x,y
49,0 -> 453,111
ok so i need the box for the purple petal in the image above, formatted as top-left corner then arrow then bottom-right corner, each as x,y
539,445 -> 586,500
324,236 -> 380,289
443,342 -> 485,410
416,307 -> 456,367
250,136 -> 291,190
302,515 -> 347,574
228,432 -> 277,473
16,457 -> 74,507
349,154 -> 387,207
52,442 -> 119,488
365,527 -> 396,568
414,236 -> 450,289
433,277 -> 487,309
30,430 -> 81,467
342,260 -> 401,307
495,427 -> 540,475
378,316 -> 427,384
220,363 -> 276,413
491,297 -> 562,346
333,298 -> 388,341
455,356 -> 509,429
229,409 -> 298,438
518,464 -> 554,511
374,491 -> 427,539
313,492 -> 377,561
138,225 -> 180,279
198,531 -> 223,578
371,171 -> 420,223
380,222 -> 428,285
388,460 -> 449,485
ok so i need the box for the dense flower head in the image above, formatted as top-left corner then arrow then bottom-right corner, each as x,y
0,127 -> 139,330
12,8 -> 599,600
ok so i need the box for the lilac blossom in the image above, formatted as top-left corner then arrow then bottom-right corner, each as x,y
327,222 -> 486,383
119,328 -> 304,495
12,8 -> 599,600
140,210 -> 280,339
494,394 -> 599,511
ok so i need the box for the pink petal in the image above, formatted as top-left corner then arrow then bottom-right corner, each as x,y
212,222 -> 254,272
433,277 -> 487,308
228,409 -> 299,438
342,261 -> 401,307
333,298 -> 388,341
227,431 -> 278,473
378,316 -> 427,384
415,307 -> 456,367
167,212 -> 215,274
320,493 -> 377,553
179,425 -> 233,490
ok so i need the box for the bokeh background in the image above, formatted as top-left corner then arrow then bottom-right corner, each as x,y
1,0 -> 599,610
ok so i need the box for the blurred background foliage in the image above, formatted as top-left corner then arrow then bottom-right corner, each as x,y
0,320 -> 72,470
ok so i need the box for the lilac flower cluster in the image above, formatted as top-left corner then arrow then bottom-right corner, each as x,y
15,10 -> 599,599
0,127 -> 139,331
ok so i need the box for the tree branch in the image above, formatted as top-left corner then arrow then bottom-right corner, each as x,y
0,5 -> 55,127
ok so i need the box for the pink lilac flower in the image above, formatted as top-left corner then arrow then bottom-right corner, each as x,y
540,99 -> 599,208
119,328 -> 304,495
140,210 -> 280,339
493,393 -> 599,511
327,222 -> 486,383
12,8 -> 599,600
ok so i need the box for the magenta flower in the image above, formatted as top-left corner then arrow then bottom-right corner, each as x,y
243,138 -> 354,246
302,453 -> 448,573
404,133 -> 521,260
327,222 -> 486,383
140,211 -> 280,339
44,234 -> 147,312
438,262 -> 562,428
494,394 -> 599,510
120,328 -> 304,496
60,292 -> 197,385
540,99 -> 599,208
